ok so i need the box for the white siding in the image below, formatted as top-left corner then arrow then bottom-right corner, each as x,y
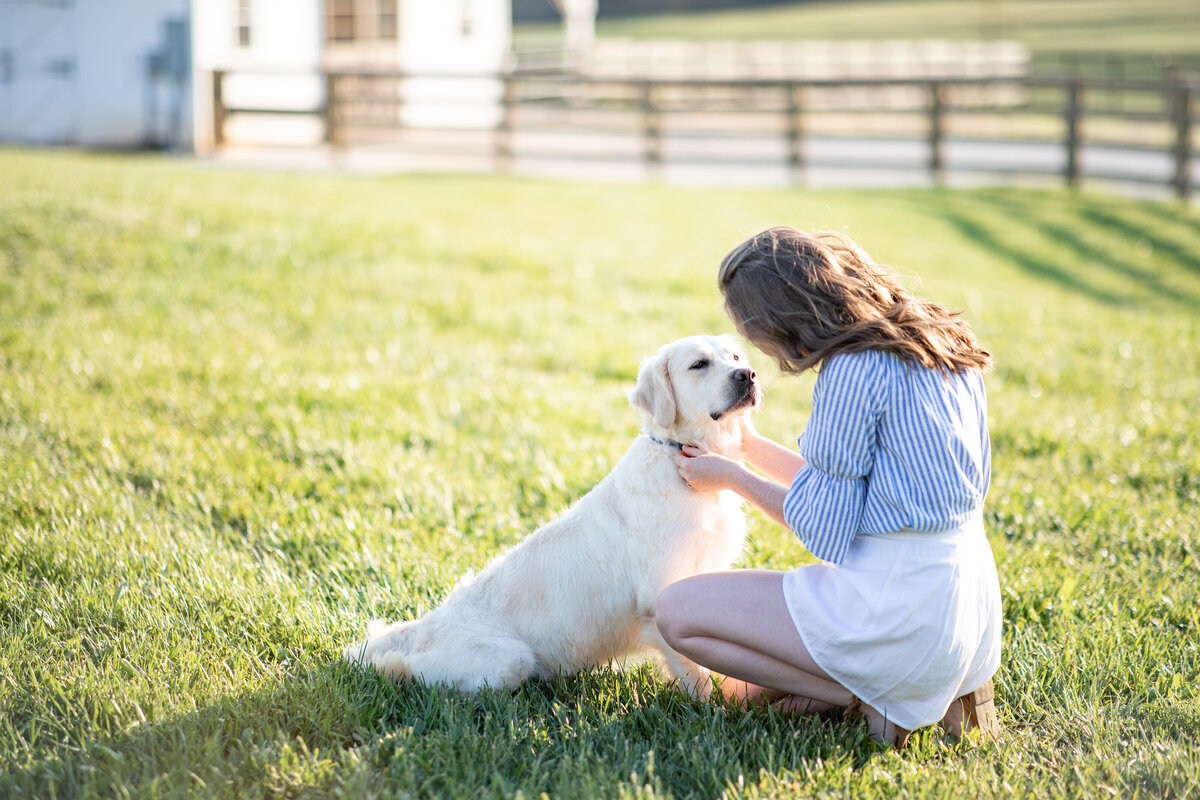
398,0 -> 511,128
191,0 -> 324,149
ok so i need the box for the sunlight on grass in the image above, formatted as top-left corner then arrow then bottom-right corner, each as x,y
583,0 -> 1200,53
1,149 -> 1198,798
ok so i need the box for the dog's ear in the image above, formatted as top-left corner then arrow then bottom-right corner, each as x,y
630,351 -> 677,429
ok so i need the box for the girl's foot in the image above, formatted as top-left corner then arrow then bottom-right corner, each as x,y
845,697 -> 910,747
771,694 -> 838,716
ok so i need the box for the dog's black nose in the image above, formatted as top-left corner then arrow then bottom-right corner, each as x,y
733,368 -> 755,382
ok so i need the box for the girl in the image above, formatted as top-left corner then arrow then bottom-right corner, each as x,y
658,226 -> 1002,746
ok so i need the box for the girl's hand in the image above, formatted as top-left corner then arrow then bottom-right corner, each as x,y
674,446 -> 741,492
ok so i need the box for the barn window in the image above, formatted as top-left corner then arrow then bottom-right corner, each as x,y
327,0 -> 356,42
235,0 -> 252,48
377,0 -> 398,40
460,0 -> 473,37
326,0 -> 402,43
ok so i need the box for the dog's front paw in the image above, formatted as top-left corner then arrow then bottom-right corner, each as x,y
680,668 -> 715,702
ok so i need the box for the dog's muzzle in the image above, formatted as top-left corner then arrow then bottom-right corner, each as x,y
712,368 -> 758,419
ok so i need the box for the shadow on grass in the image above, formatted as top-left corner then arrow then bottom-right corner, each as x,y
936,200 -> 1127,307
932,191 -> 1200,310
1076,203 -> 1200,279
0,659 -> 893,799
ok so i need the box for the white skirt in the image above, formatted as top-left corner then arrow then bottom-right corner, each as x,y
781,516 -> 1002,730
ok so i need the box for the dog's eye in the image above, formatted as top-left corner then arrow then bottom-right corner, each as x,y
732,353 -> 741,361
690,359 -> 710,371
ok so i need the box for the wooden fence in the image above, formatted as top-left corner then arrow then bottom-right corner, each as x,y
209,69 -> 1197,200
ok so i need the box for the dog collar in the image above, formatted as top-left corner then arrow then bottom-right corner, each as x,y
647,433 -> 687,451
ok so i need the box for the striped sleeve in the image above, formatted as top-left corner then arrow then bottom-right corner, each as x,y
782,352 -> 889,564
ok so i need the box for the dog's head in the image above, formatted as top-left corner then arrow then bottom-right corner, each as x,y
629,335 -> 759,445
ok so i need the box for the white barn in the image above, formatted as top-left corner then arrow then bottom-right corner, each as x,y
0,0 -> 521,152
193,0 -> 514,151
0,0 -> 192,149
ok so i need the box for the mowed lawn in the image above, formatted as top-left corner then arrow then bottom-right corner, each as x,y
581,0 -> 1200,53
1,149 -> 1198,798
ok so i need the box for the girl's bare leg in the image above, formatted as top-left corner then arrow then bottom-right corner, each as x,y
656,569 -> 907,744
656,570 -> 852,709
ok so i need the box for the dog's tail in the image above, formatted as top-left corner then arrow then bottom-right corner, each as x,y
344,618 -> 413,681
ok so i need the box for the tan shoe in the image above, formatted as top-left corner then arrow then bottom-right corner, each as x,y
941,679 -> 1001,740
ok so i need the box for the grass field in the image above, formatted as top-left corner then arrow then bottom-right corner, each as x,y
1,148 -> 1199,798
574,0 -> 1200,53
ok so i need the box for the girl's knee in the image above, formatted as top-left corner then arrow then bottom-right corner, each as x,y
655,578 -> 698,646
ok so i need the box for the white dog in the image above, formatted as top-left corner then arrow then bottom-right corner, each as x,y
344,334 -> 759,695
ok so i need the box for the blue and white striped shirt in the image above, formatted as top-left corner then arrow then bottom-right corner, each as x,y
781,349 -> 991,564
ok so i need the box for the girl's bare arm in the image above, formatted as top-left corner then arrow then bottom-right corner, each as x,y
740,421 -> 807,486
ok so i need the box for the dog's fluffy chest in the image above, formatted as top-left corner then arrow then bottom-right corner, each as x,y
602,438 -> 747,568
473,438 -> 746,607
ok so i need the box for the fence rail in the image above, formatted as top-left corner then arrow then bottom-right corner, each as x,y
209,69 -> 1197,200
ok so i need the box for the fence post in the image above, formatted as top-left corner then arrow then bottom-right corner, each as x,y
495,73 -> 517,173
927,81 -> 943,186
323,72 -> 338,147
1172,83 -> 1193,202
1064,78 -> 1082,190
211,70 -> 226,148
787,82 -> 804,183
641,81 -> 662,180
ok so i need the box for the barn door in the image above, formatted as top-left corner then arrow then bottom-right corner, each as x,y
0,0 -> 78,144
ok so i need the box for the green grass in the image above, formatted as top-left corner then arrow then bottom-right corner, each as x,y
518,0 -> 1200,54
1,148 -> 1199,798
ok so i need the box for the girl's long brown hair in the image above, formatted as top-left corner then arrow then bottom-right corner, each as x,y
718,226 -> 991,375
